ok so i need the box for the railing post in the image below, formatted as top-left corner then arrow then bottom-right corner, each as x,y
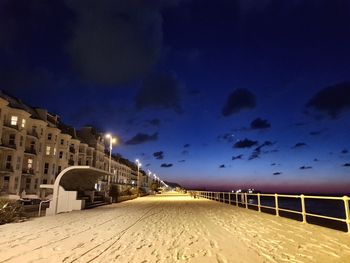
301,194 -> 306,223
236,192 -> 238,206
343,195 -> 350,233
257,193 -> 261,212
245,193 -> 248,209
275,193 -> 279,216
229,193 -> 231,205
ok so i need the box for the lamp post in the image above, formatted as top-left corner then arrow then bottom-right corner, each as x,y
105,134 -> 117,185
135,159 -> 142,196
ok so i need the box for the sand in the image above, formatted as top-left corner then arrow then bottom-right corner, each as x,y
0,192 -> 350,263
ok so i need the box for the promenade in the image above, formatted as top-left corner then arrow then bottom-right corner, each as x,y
0,192 -> 350,263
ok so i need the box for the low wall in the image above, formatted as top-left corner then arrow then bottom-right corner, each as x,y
115,194 -> 138,203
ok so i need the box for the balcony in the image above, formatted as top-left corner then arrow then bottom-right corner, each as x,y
68,159 -> 75,166
0,165 -> 14,174
24,148 -> 37,155
27,130 -> 39,139
69,147 -> 76,154
22,168 -> 35,176
0,143 -> 16,150
3,122 -> 19,131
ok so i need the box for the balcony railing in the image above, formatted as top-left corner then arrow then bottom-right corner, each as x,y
22,168 -> 35,175
0,143 -> 16,150
0,165 -> 14,173
69,147 -> 76,154
193,190 -> 350,233
27,130 -> 39,139
24,148 -> 37,155
3,122 -> 19,130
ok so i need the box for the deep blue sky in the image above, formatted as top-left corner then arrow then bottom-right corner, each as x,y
1,0 -> 350,193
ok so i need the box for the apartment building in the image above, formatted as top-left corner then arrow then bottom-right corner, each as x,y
0,91 -> 147,198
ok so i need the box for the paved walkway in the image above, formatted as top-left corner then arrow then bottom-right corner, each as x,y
0,193 -> 350,263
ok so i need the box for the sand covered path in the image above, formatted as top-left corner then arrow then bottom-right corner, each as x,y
0,192 -> 350,263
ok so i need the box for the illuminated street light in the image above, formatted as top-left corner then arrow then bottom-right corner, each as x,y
135,159 -> 142,196
105,134 -> 117,174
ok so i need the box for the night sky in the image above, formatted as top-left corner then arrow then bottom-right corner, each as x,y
1,0 -> 350,193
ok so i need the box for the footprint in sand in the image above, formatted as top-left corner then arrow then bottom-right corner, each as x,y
216,253 -> 228,263
210,240 -> 219,248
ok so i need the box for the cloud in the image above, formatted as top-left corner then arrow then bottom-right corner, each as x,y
181,150 -> 189,155
233,138 -> 258,148
222,89 -> 256,117
65,0 -> 167,86
153,151 -> 164,160
219,164 -> 225,168
147,118 -> 161,127
161,163 -> 173,168
248,141 -> 275,160
217,133 -> 236,143
306,82 -> 350,118
232,154 -> 243,160
250,118 -> 271,130
292,142 -> 307,148
313,158 -> 319,162
125,132 -> 158,145
135,72 -> 182,112
341,149 -> 348,154
299,166 -> 312,170
273,172 -> 282,175
178,160 -> 186,163
183,144 -> 190,148
271,163 -> 276,166
309,129 -> 326,136
145,163 -> 151,167
343,163 -> 350,167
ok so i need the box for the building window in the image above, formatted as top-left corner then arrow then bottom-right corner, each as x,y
53,147 -> 57,156
58,166 -> 62,174
26,178 -> 31,189
19,136 -> 23,147
30,141 -> 35,151
27,158 -> 33,169
14,177 -> 19,189
59,151 -> 63,159
39,143 -> 42,153
60,139 -> 64,145
42,179 -> 48,184
47,133 -> 52,140
16,156 -> 21,170
11,116 -> 18,126
34,179 -> 38,189
9,134 -> 15,146
46,146 -> 51,155
4,176 -> 10,190
21,119 -> 26,128
5,155 -> 12,169
44,163 -> 49,174
52,164 -> 55,175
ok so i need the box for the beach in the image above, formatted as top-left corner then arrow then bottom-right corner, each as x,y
0,192 -> 349,263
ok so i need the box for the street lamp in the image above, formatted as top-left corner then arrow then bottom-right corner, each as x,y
135,159 -> 142,196
105,134 -> 117,174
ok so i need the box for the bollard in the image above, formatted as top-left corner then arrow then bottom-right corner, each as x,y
275,193 -> 279,216
245,193 -> 248,209
257,193 -> 261,212
236,192 -> 238,207
300,194 -> 306,223
343,196 -> 350,233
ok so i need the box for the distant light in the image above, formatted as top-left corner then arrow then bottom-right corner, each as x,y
106,133 -> 111,138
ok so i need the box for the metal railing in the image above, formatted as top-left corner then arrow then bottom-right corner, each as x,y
191,191 -> 350,233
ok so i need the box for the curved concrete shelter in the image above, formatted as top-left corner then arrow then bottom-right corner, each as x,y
44,166 -> 113,215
